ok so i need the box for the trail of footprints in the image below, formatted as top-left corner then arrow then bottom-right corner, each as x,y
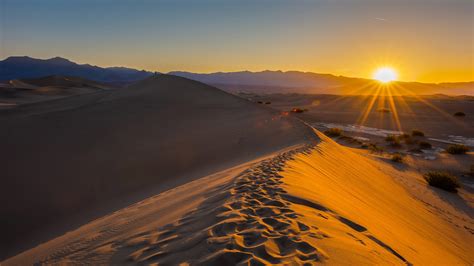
121,144 -> 328,265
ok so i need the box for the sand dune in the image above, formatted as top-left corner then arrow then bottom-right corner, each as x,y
4,128 -> 472,265
0,75 -> 111,106
0,74 -> 311,259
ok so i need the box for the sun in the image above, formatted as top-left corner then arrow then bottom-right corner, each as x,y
373,67 -> 398,83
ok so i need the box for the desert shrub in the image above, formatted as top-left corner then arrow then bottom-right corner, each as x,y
424,171 -> 460,192
291,107 -> 306,113
391,154 -> 403,163
418,141 -> 432,149
411,130 -> 425,137
446,144 -> 469,154
386,138 -> 402,148
385,135 -> 397,142
399,133 -> 410,139
470,165 -> 474,176
366,143 -> 384,152
264,101 -> 271,104
339,135 -> 362,144
257,101 -> 263,104
324,128 -> 342,137
453,112 -> 466,117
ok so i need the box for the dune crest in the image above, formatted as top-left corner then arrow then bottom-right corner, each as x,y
5,129 -> 472,265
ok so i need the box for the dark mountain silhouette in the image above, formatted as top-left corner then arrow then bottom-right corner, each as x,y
169,71 -> 474,95
1,56 -> 472,95
0,56 -> 153,84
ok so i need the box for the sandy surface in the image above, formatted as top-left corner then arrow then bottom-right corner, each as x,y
2,77 -> 472,264
4,129 -> 472,265
0,75 -> 111,107
0,74 -> 312,259
245,93 -> 474,140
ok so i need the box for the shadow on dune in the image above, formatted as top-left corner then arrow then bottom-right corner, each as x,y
0,74 -> 311,260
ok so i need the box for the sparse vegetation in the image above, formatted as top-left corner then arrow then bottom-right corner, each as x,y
391,154 -> 403,163
446,144 -> 469,154
399,133 -> 410,139
290,107 -> 308,113
324,128 -> 342,137
385,135 -> 397,142
470,165 -> 474,176
418,141 -> 432,149
411,130 -> 425,137
453,111 -> 466,117
384,135 -> 402,147
389,139 -> 402,148
364,143 -> 384,152
424,171 -> 460,192
264,101 -> 271,105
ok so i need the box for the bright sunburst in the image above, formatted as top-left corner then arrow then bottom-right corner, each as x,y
373,67 -> 397,83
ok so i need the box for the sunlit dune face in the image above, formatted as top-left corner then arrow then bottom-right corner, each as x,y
373,67 -> 397,83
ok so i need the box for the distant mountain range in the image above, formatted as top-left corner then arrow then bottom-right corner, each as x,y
0,56 -> 153,85
170,71 -> 474,96
1,56 -> 472,95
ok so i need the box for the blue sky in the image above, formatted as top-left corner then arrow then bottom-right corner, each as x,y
1,0 -> 473,82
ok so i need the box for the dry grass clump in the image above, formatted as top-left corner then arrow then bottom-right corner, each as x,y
411,130 -> 425,137
385,135 -> 397,142
390,139 -> 402,148
453,111 -> 466,117
424,171 -> 460,193
418,141 -> 432,149
324,128 -> 342,137
290,107 -> 308,113
391,154 -> 403,163
362,143 -> 384,152
385,135 -> 402,147
446,144 -> 469,154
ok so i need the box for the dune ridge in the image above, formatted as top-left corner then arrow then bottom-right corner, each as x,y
4,128 -> 472,265
0,74 -> 311,259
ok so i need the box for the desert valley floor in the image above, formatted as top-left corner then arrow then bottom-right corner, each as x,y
1,75 -> 473,265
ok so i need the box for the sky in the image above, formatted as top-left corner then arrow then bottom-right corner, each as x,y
0,0 -> 473,83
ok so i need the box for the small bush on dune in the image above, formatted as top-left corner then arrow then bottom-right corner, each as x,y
399,133 -> 410,139
446,144 -> 469,155
411,130 -> 425,137
324,128 -> 342,137
291,107 -> 305,113
391,154 -> 403,163
424,171 -> 460,192
453,112 -> 466,117
385,135 -> 397,142
365,143 -> 384,152
470,165 -> 474,176
418,141 -> 432,149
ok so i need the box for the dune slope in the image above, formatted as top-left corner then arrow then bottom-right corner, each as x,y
0,74 -> 311,259
4,129 -> 472,265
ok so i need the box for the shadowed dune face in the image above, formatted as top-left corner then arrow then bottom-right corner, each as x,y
0,74 -> 312,259
0,75 -> 111,106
